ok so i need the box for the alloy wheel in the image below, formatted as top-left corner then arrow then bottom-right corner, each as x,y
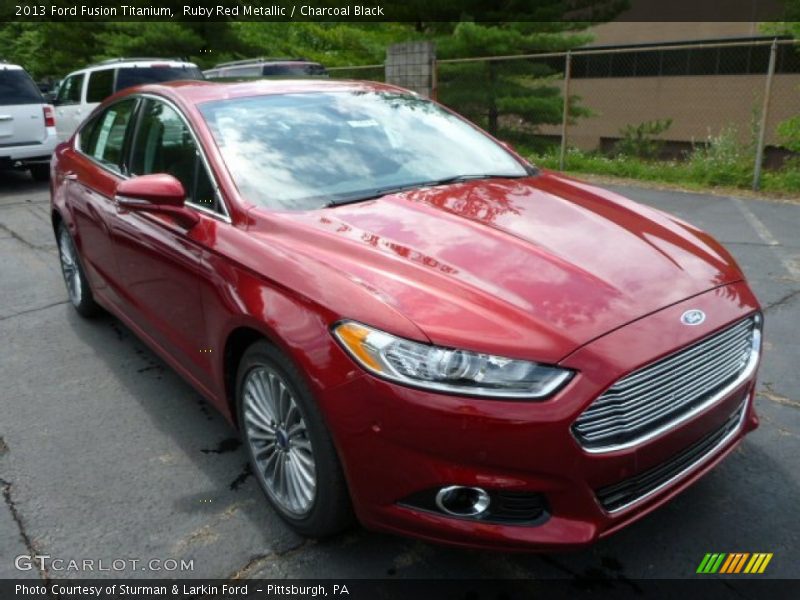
242,366 -> 317,516
58,227 -> 82,306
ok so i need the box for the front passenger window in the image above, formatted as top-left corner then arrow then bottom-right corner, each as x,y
130,99 -> 222,213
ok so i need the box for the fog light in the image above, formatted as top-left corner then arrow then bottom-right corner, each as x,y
435,485 -> 491,517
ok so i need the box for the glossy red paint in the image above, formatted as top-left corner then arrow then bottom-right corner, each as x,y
50,80 -> 761,550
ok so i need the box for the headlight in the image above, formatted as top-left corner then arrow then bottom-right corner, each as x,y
333,321 -> 573,399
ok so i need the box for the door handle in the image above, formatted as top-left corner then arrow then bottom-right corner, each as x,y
64,172 -> 78,181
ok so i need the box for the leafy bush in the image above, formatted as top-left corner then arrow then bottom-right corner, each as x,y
614,119 -> 673,159
685,126 -> 755,187
529,142 -> 799,195
777,115 -> 800,153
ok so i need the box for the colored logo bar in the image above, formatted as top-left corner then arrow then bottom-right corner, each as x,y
696,553 -> 773,574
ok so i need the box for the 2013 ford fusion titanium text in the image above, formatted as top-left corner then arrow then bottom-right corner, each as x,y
50,79 -> 762,551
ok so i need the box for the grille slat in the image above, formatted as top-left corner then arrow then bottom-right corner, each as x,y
604,320 -> 752,392
596,402 -> 745,512
573,316 -> 758,451
579,343 -> 749,420
576,355 -> 746,436
592,330 -> 751,403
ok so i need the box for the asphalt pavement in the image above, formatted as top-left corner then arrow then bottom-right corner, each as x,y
1,170 -> 798,581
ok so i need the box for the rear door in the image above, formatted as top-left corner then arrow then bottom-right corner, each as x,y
63,98 -> 138,300
54,72 -> 86,141
0,67 -> 46,149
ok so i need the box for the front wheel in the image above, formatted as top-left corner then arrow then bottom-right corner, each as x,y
57,222 -> 101,317
236,341 -> 354,537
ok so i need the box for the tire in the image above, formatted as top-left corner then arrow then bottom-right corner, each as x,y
236,340 -> 354,537
56,222 -> 101,317
29,164 -> 50,182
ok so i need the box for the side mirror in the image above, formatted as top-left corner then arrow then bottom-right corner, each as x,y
115,174 -> 199,228
44,92 -> 57,104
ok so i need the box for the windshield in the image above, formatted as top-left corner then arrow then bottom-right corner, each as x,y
199,91 -> 528,210
0,69 -> 43,105
115,66 -> 204,92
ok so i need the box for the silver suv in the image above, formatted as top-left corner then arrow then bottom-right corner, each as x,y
0,62 -> 57,181
203,58 -> 328,80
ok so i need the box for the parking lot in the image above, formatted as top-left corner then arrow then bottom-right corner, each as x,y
1,172 -> 798,581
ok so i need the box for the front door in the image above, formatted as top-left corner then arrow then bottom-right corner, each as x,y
109,96 -> 221,390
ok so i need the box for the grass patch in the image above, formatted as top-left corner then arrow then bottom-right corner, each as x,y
527,148 -> 800,195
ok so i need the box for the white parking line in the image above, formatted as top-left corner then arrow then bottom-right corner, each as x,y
733,197 -> 800,279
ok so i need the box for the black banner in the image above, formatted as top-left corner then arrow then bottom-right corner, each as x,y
0,0 -> 792,22
3,579 -> 800,600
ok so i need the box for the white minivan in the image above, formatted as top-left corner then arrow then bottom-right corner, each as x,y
53,58 -> 203,141
0,62 -> 57,181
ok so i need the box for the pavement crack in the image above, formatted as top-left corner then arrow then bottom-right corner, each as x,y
537,555 -> 642,593
0,222 -> 54,252
0,477 -> 49,582
0,300 -> 68,322
757,383 -> 800,410
763,289 -> 800,313
227,539 -> 313,581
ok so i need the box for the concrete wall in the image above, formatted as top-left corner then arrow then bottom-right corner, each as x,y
385,41 -> 436,97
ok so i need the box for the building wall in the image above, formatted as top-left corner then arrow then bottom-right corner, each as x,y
586,22 -> 761,46
536,22 -> 799,152
539,72 -> 799,150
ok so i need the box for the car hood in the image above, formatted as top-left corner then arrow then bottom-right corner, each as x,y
258,172 -> 743,364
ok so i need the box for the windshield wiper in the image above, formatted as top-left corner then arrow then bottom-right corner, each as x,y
325,172 -> 531,208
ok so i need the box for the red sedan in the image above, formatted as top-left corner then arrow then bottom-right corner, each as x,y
50,79 -> 762,550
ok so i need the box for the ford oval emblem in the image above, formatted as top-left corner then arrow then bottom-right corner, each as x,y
681,309 -> 706,326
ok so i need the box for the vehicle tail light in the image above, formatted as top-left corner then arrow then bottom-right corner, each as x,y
43,105 -> 56,128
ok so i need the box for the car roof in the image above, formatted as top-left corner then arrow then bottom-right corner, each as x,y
66,59 -> 199,76
0,63 -> 25,71
120,78 -> 413,105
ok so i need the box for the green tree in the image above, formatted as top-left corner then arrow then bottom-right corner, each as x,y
95,22 -> 251,67
434,22 -> 596,140
0,22 -> 106,79
230,22 -> 416,67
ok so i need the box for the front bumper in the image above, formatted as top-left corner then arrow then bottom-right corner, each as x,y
319,281 -> 761,550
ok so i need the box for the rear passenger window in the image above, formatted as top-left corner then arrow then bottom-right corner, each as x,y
86,69 -> 114,103
130,98 -> 222,214
81,98 -> 136,172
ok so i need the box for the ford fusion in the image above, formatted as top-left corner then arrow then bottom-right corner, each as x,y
50,80 -> 762,550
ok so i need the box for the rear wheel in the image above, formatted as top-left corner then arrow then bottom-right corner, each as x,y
29,164 -> 49,182
57,222 -> 101,317
236,340 -> 354,537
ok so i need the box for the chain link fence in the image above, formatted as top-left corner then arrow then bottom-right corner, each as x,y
331,38 -> 800,191
328,64 -> 385,83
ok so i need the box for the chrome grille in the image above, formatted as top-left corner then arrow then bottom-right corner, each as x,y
573,315 -> 759,452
